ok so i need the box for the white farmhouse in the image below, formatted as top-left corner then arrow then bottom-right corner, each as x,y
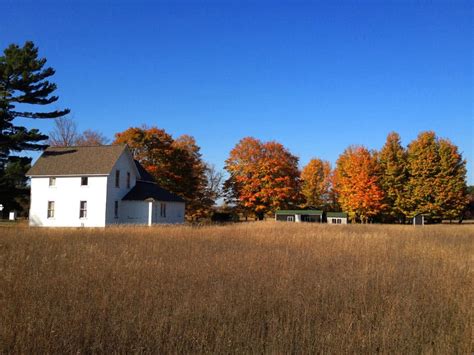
26,145 -> 185,227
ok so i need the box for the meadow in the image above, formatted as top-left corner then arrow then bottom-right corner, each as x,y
0,222 -> 472,353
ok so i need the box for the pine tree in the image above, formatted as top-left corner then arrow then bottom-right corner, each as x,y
378,132 -> 408,222
0,41 -> 70,214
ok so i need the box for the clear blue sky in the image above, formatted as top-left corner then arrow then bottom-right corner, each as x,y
2,0 -> 473,183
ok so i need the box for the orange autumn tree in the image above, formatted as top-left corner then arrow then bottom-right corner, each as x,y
224,137 -> 301,220
114,126 -> 210,219
334,145 -> 384,223
300,158 -> 332,209
171,134 -> 210,219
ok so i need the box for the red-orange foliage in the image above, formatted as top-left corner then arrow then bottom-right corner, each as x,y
334,145 -> 384,223
225,137 -> 300,219
114,126 -> 209,219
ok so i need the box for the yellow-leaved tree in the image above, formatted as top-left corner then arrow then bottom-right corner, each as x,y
405,131 -> 467,220
300,158 -> 332,209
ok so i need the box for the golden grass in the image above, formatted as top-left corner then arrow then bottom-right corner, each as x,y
0,222 -> 472,353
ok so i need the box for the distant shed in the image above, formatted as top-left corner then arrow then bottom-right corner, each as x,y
413,213 -> 430,226
327,212 -> 348,224
275,210 -> 323,223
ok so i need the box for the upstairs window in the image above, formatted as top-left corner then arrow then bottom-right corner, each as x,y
115,170 -> 120,188
79,201 -> 87,219
81,177 -> 88,186
47,201 -> 55,218
127,172 -> 131,189
49,177 -> 56,187
160,203 -> 167,218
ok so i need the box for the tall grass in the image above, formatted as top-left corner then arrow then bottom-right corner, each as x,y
0,223 -> 472,353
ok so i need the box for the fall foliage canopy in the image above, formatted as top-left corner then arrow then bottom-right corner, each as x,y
225,137 -> 300,219
334,145 -> 385,222
113,126 -> 212,219
378,132 -> 408,222
300,158 -> 332,209
404,131 -> 467,219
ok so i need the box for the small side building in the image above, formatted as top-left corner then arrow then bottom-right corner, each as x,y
412,213 -> 430,226
326,212 -> 348,225
275,210 -> 323,223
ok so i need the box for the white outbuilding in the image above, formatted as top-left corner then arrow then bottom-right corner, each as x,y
26,145 -> 185,227
326,212 -> 348,224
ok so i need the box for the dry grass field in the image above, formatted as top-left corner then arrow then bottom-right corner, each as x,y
0,222 -> 472,353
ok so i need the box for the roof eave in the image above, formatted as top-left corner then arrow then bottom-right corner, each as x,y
27,173 -> 110,177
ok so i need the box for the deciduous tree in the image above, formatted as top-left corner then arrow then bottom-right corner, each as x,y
48,116 -> 79,146
204,163 -> 224,204
114,126 -> 209,219
0,41 -> 69,215
49,116 -> 109,147
75,129 -> 109,146
405,131 -> 467,219
300,158 -> 332,209
334,145 -> 384,223
437,138 -> 468,220
224,137 -> 301,220
378,132 -> 408,222
172,134 -> 209,219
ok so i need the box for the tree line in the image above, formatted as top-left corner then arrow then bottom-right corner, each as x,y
0,41 -> 471,222
224,133 -> 468,223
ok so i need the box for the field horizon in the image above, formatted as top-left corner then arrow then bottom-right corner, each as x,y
1,222 -> 472,353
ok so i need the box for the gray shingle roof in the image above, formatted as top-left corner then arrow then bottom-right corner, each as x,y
26,145 -> 127,176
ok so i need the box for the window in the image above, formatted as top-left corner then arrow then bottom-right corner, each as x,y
331,218 -> 337,224
115,170 -> 120,187
337,218 -> 342,224
126,172 -> 131,188
160,203 -> 166,218
81,177 -> 88,186
79,201 -> 87,219
287,216 -> 294,222
114,201 -> 119,218
47,201 -> 55,218
49,177 -> 56,186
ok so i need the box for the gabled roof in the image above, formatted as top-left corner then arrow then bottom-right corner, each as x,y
276,210 -> 323,215
134,160 -> 155,183
122,181 -> 184,203
26,145 -> 128,176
